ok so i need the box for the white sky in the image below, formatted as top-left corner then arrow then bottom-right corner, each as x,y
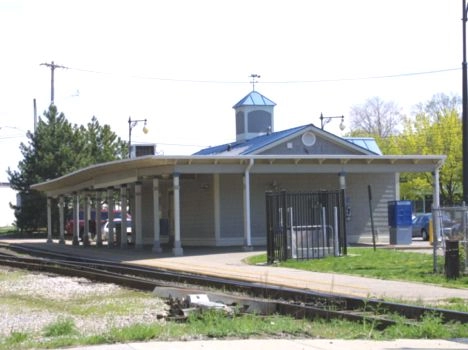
0,0 -> 462,182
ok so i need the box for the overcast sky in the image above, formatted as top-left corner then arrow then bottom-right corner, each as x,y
0,0 -> 462,182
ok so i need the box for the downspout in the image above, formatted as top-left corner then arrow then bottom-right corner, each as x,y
432,166 -> 441,273
243,158 -> 254,249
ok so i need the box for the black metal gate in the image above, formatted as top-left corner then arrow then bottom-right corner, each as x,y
266,190 -> 347,263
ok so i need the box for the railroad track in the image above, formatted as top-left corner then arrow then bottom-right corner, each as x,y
0,242 -> 467,329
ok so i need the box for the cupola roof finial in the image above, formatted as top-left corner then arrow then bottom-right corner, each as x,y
249,73 -> 261,91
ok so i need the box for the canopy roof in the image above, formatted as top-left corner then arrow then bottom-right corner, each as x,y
32,154 -> 446,197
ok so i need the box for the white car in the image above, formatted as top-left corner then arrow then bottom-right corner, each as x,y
101,218 -> 132,241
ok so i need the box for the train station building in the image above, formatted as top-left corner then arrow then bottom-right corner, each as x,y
31,90 -> 445,255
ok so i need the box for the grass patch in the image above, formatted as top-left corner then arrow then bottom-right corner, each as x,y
0,226 -> 16,235
2,307 -> 468,349
2,332 -> 29,349
43,318 -> 77,337
383,313 -> 468,339
246,247 -> 468,289
183,310 -> 315,339
5,311 -> 468,350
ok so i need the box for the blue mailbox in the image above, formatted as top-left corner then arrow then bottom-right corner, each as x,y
387,200 -> 412,227
387,200 -> 412,245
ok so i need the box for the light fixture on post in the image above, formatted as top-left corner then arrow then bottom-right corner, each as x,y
320,113 -> 345,131
128,117 -> 149,158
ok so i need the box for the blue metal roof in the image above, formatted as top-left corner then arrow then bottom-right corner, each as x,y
344,137 -> 382,155
193,125 -> 382,156
233,91 -> 276,108
194,125 -> 309,156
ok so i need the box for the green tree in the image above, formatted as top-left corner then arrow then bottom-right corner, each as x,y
77,116 -> 128,166
7,105 -> 127,232
389,94 -> 462,206
347,94 -> 462,206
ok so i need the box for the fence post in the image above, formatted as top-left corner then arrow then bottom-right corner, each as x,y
432,206 -> 440,273
265,192 -> 273,264
281,190 -> 288,261
321,207 -> 327,251
333,206 -> 339,256
368,185 -> 376,251
339,189 -> 347,255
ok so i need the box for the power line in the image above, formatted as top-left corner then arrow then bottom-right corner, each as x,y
65,66 -> 460,85
0,135 -> 26,141
266,68 -> 460,84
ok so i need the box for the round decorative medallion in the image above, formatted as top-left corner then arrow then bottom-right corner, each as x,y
301,132 -> 316,147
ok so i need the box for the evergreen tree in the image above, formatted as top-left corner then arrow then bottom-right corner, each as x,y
7,105 -> 127,231
78,116 -> 128,165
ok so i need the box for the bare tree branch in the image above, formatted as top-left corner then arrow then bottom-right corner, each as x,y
349,97 -> 402,137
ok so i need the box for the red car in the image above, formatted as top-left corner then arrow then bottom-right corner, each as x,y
65,210 -> 130,237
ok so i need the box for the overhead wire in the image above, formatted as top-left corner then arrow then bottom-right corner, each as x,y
61,65 -> 462,150
65,66 -> 461,85
0,126 -> 27,141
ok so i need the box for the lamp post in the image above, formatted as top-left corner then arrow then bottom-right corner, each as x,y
320,113 -> 345,131
462,0 -> 468,203
128,117 -> 149,158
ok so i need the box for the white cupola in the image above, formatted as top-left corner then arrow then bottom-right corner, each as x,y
232,90 -> 276,142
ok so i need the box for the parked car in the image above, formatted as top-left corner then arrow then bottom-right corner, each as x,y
411,213 -> 431,241
65,211 -> 103,236
411,212 -> 460,241
101,218 -> 132,242
65,210 -> 130,237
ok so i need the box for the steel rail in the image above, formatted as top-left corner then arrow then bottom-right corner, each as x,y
0,242 -> 467,326
0,253 -> 399,329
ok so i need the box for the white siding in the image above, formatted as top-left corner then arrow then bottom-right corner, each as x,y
216,173 -> 396,246
179,174 -> 215,245
139,172 -> 397,247
219,174 -> 244,242
346,173 -> 396,243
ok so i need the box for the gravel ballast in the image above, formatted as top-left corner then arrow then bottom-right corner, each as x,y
0,266 -> 168,337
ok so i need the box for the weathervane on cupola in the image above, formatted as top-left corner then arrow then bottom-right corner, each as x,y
249,73 -> 261,91
233,75 -> 276,142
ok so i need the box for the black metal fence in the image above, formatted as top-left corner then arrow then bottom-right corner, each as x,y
266,190 -> 347,263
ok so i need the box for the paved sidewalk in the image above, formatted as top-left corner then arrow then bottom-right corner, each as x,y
130,249 -> 468,302
64,338 -> 468,350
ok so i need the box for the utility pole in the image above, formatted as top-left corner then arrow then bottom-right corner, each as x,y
463,1 -> 468,203
33,98 -> 37,132
40,61 -> 67,104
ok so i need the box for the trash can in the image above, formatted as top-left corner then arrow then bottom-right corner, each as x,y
387,200 -> 412,245
445,240 -> 460,279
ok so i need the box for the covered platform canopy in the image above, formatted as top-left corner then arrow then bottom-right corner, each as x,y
32,154 -> 445,255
